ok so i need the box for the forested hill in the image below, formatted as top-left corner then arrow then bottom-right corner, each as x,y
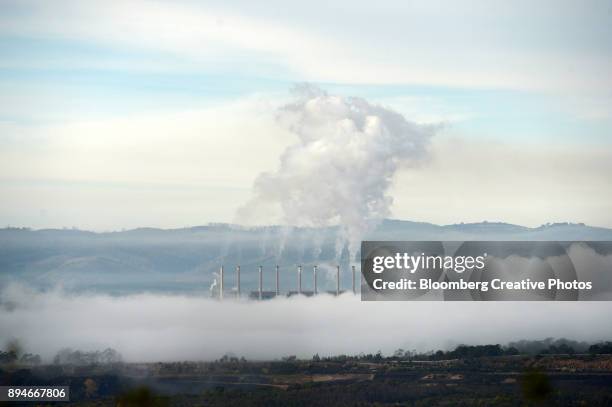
1,220 -> 611,294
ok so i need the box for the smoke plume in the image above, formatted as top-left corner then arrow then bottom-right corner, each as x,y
237,85 -> 436,259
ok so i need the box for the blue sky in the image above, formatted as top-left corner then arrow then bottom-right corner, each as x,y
0,0 -> 611,229
1,0 -> 611,134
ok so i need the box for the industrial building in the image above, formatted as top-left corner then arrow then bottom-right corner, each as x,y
215,264 -> 357,300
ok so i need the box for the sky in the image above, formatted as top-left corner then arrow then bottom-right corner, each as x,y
0,0 -> 611,230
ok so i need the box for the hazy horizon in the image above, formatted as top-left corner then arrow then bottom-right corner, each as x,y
2,218 -> 607,234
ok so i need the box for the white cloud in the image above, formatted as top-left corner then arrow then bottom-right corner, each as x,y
0,95 -> 290,188
391,136 -> 612,227
0,95 -> 292,230
2,0 -> 611,94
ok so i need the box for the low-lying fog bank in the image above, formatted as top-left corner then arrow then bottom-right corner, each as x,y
2,284 -> 611,363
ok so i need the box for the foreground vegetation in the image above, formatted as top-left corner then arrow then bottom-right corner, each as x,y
2,341 -> 612,406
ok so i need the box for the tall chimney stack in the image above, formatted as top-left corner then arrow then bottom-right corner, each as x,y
258,266 -> 263,300
352,265 -> 356,294
313,265 -> 318,295
219,266 -> 224,300
275,265 -> 280,296
236,265 -> 241,298
298,265 -> 302,294
336,265 -> 340,296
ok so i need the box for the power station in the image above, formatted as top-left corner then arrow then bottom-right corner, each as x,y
215,265 -> 358,300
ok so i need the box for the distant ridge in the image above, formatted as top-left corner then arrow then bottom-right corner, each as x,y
1,219 -> 609,235
1,219 -> 611,295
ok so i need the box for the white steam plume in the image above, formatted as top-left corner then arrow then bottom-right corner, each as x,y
237,85 -> 436,259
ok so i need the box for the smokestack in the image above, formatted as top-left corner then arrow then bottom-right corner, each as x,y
352,265 -> 356,294
219,266 -> 224,300
236,265 -> 241,298
336,265 -> 340,296
258,266 -> 263,300
276,265 -> 280,296
298,265 -> 302,295
313,265 -> 318,295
